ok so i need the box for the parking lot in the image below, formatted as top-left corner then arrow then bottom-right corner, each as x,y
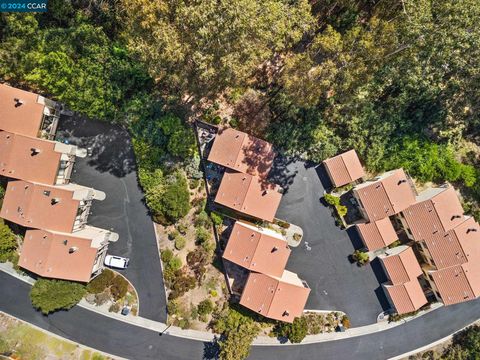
270,157 -> 388,326
56,116 -> 167,322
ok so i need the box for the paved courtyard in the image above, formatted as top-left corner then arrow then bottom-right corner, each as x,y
270,157 -> 388,326
56,116 -> 167,322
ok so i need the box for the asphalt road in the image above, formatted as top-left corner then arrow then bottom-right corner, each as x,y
270,158 -> 387,326
2,271 -> 480,360
56,116 -> 167,322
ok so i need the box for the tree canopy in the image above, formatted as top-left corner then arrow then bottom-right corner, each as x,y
30,279 -> 86,314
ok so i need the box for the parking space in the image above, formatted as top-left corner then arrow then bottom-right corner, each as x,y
270,157 -> 388,326
56,116 -> 167,322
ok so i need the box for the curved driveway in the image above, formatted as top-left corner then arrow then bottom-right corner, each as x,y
1,271 -> 479,360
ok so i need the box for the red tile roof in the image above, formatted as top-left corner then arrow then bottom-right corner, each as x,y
323,149 -> 365,188
215,170 -> 282,222
430,260 -> 480,305
402,186 -> 465,242
208,128 -> 275,178
356,217 -> 398,251
240,271 -> 310,323
223,222 -> 290,277
353,169 -> 416,221
0,131 -> 72,185
0,84 -> 46,137
384,279 -> 428,314
381,246 -> 423,285
19,228 -> 104,282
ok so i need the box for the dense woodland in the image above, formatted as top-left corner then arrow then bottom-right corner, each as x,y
1,1 -> 480,358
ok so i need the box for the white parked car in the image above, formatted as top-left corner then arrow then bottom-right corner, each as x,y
104,255 -> 130,269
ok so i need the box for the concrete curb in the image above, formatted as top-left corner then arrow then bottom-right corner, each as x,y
0,310 -> 128,360
0,263 -> 455,348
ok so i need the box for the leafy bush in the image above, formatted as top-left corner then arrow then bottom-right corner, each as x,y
168,257 -> 183,271
110,276 -> 129,301
210,212 -> 223,226
189,179 -> 200,189
324,194 -> 340,206
177,223 -> 188,235
197,299 -> 214,316
336,205 -> 347,217
161,249 -> 174,263
109,303 -> 121,313
443,324 -> 480,359
273,316 -> 308,343
94,292 -> 111,306
167,299 -> 179,315
195,211 -> 211,229
210,290 -> 218,297
185,155 -> 203,180
169,273 -> 196,299
168,230 -> 179,241
0,221 -> 17,263
175,236 -> 187,250
352,250 -> 370,266
196,227 -> 212,244
146,171 -> 191,225
87,269 -> 115,294
30,279 -> 86,314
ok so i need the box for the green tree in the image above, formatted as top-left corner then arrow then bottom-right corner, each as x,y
121,0 -> 314,98
0,220 -> 17,263
197,299 -> 214,316
30,279 -> 86,314
274,316 -> 308,343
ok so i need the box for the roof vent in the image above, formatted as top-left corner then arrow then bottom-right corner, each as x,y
51,198 -> 60,205
63,240 -> 68,245
30,148 -> 41,156
467,228 -> 478,234
271,246 -> 278,253
282,311 -> 289,317
43,190 -> 51,196
14,98 -> 24,107
262,190 -> 268,196
451,215 -> 462,220
398,179 -> 407,185
68,247 -> 78,254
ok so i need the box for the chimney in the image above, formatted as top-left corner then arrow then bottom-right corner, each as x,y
63,239 -> 68,245
68,246 -> 78,254
30,148 -> 40,156
14,98 -> 24,107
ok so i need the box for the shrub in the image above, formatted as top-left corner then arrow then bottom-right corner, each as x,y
110,276 -> 129,301
341,315 -> 350,329
293,233 -> 302,242
168,230 -> 179,241
185,155 -> 203,180
229,117 -> 239,128
324,193 -> 340,206
197,299 -> 214,316
195,211 -> 211,229
352,250 -> 370,266
161,249 -> 174,263
87,269 -> 115,294
109,303 -> 120,313
169,273 -> 196,299
276,220 -> 290,229
177,223 -> 188,235
177,318 -> 191,329
196,227 -> 212,244
186,249 -> 210,280
0,221 -> 17,263
30,279 -> 86,314
388,240 -> 401,249
167,299 -> 179,315
210,290 -> 218,297
168,256 -> 183,271
274,316 -> 308,343
210,212 -> 223,226
191,306 -> 198,320
336,205 -> 348,217
94,292 -> 111,306
175,236 -> 187,250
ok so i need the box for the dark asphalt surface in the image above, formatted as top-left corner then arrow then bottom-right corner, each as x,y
2,271 -> 480,360
56,116 -> 167,322
270,158 -> 387,326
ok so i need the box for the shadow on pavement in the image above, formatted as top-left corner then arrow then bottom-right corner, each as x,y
315,163 -> 333,192
268,155 -> 299,194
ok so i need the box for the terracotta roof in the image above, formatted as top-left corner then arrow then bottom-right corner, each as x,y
19,228 -> 112,282
222,222 -> 290,277
380,246 -> 423,285
0,180 -> 104,233
402,186 -> 465,242
215,170 -> 282,222
353,169 -> 416,221
423,217 -> 480,270
384,279 -> 428,314
0,84 -> 46,137
0,131 -> 76,185
208,128 -> 275,178
323,149 -> 365,187
240,271 -> 310,323
430,260 -> 480,305
356,217 -> 398,251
